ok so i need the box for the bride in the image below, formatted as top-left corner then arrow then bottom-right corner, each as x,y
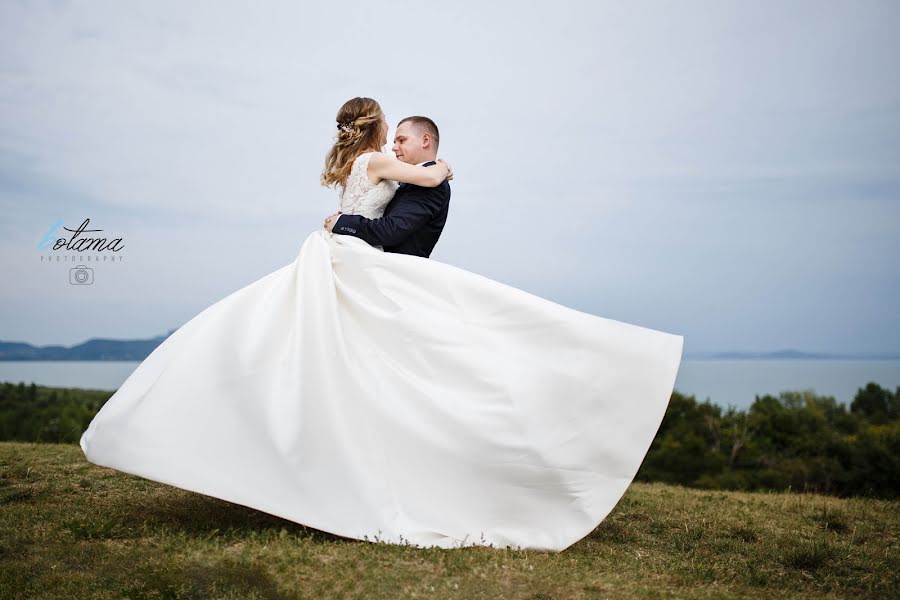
79,97 -> 684,552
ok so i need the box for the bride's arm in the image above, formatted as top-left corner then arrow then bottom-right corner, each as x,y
367,152 -> 450,187
329,184 -> 450,247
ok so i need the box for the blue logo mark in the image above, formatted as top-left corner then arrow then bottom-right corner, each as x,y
38,218 -> 64,250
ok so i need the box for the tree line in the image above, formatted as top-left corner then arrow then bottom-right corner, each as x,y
635,383 -> 899,499
1,380 -> 897,499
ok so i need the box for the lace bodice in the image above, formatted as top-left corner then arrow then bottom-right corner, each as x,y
338,152 -> 399,218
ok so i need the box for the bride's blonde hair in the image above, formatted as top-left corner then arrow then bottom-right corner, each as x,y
320,97 -> 386,189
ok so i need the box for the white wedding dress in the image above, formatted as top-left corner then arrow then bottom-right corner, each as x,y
80,151 -> 684,552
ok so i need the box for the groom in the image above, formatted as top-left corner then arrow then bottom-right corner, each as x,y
324,116 -> 450,258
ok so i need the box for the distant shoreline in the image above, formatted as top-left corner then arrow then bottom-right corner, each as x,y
684,352 -> 900,360
1,337 -> 899,363
3,356 -> 899,362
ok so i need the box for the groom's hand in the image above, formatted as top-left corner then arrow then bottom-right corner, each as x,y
324,211 -> 342,233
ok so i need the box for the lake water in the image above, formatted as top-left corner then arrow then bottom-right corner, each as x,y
1,360 -> 898,411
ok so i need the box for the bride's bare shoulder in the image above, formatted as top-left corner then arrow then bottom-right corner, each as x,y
365,151 -> 391,165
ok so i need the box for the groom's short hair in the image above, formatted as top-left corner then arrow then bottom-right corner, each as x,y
398,116 -> 439,149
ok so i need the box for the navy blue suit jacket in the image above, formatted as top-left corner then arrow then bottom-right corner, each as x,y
332,160 -> 451,258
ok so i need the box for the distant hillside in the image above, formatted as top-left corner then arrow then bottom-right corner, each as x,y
1,334 -> 898,362
0,330 -> 176,361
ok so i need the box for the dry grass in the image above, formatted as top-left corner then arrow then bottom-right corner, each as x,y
1,441 -> 897,599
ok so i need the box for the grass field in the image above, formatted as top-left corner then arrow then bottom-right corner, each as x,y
0,441 -> 897,599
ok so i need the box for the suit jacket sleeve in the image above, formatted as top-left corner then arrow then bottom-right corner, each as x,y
332,183 -> 449,247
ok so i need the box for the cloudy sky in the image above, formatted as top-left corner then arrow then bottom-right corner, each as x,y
1,0 -> 898,354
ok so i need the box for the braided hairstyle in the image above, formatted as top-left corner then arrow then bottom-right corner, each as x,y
320,97 -> 387,188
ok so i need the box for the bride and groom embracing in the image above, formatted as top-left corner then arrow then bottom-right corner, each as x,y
79,96 -> 684,552
321,99 -> 452,259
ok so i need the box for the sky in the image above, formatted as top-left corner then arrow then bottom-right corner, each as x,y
0,0 -> 898,354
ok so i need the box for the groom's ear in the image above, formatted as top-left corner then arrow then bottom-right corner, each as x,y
421,133 -> 432,149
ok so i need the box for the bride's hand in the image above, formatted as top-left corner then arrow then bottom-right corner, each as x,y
324,211 -> 342,233
437,158 -> 453,181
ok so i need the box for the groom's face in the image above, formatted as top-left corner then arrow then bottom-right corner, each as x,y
392,122 -> 424,165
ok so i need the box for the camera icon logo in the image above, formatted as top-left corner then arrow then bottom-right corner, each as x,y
69,264 -> 94,285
